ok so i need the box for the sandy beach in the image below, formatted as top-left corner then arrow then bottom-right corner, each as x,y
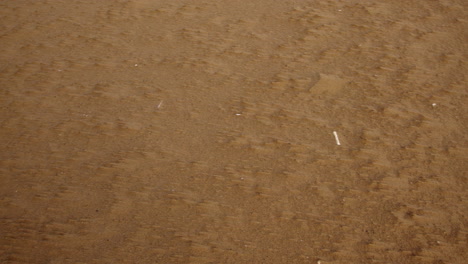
1,0 -> 467,263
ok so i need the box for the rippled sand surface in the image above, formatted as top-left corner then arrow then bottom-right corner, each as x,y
1,1 -> 467,263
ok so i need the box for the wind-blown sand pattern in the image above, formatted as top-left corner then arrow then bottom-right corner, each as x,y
0,1 -> 467,263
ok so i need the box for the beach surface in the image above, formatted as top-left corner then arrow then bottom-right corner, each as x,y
1,0 -> 467,263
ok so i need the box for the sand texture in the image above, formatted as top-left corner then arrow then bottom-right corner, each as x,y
1,0 -> 467,263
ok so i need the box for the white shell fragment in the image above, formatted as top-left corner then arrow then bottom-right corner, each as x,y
333,131 -> 341,145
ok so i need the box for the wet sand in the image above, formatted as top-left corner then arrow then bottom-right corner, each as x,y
1,1 -> 467,263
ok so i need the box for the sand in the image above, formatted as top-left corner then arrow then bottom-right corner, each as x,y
0,0 -> 467,263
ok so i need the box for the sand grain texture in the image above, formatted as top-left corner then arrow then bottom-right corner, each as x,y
0,0 -> 467,263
